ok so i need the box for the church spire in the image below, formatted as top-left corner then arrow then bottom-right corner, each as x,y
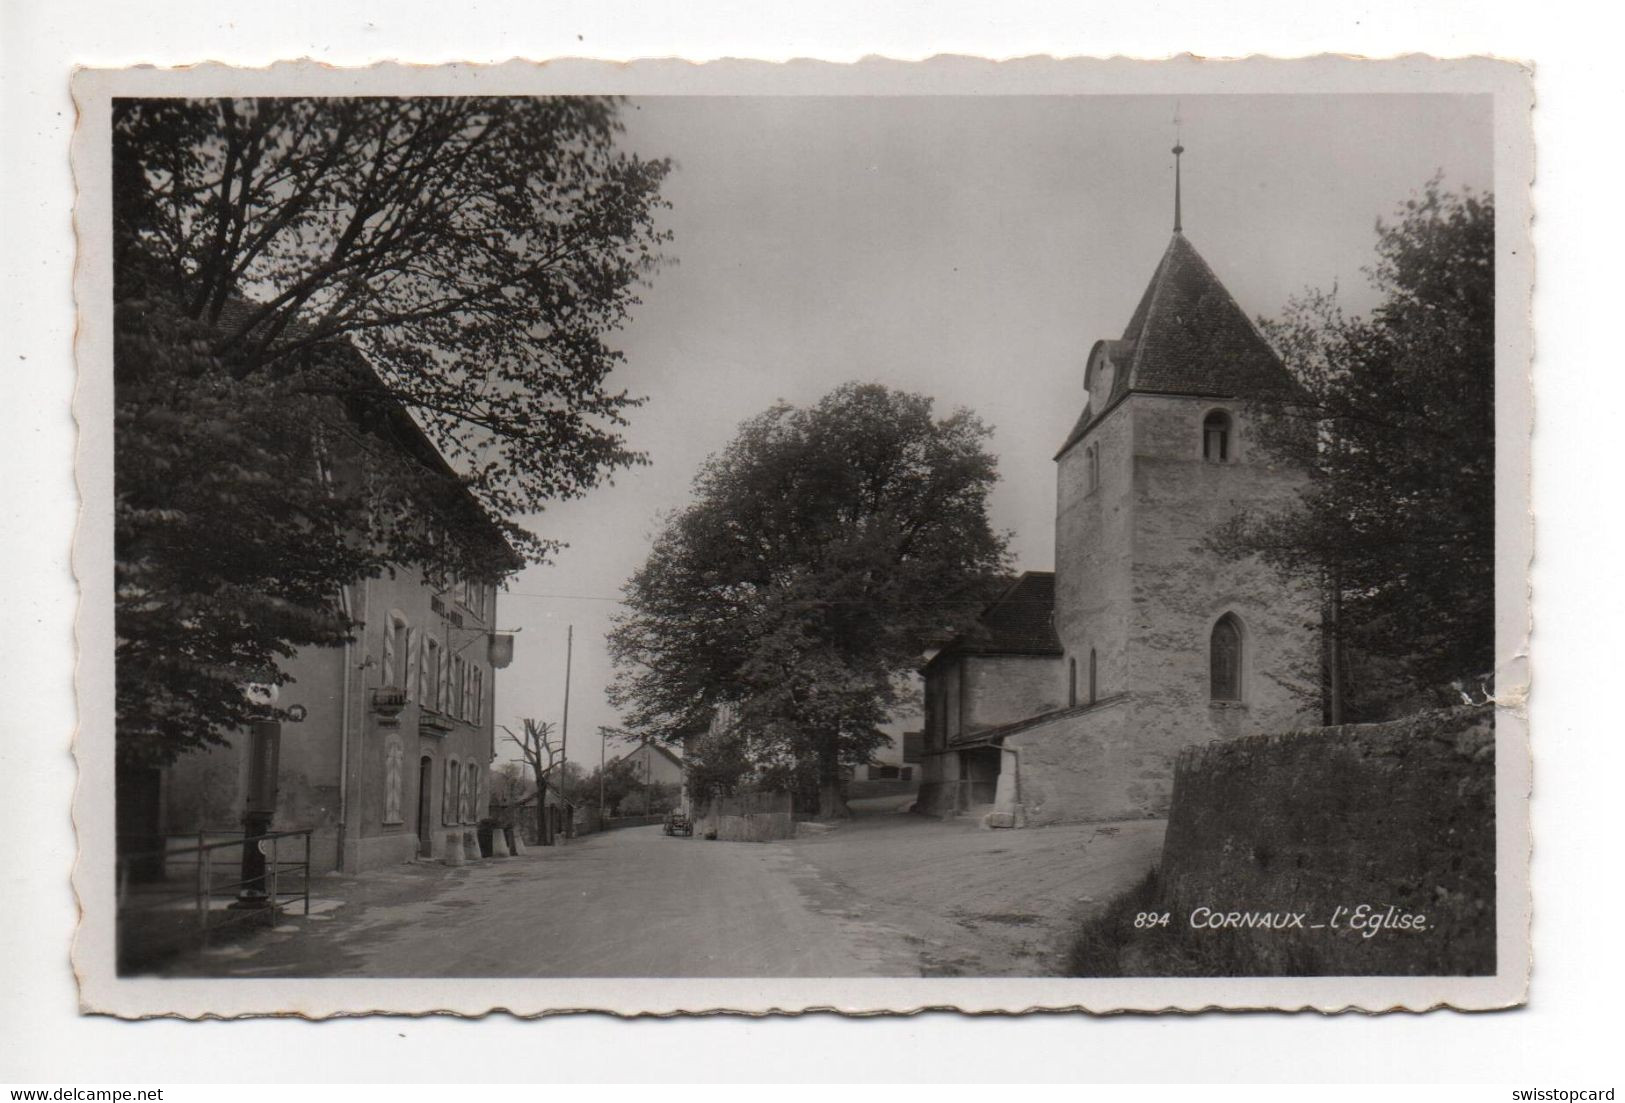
1171,105 -> 1185,234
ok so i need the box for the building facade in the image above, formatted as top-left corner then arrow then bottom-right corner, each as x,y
917,207 -> 1319,826
129,329 -> 518,874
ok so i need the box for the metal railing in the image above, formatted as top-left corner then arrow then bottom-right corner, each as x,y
116,829 -> 313,970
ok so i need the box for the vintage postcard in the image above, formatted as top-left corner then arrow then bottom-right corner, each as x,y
71,55 -> 1533,1017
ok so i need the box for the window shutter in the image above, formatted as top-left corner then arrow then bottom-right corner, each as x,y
404,627 -> 420,702
381,621 -> 397,687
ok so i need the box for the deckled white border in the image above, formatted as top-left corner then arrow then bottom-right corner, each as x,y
70,55 -> 1534,1019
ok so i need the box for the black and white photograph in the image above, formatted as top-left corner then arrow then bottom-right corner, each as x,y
69,58 -> 1532,1016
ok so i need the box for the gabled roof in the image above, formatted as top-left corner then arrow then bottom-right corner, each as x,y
645,741 -> 685,771
611,739 -> 685,772
210,297 -> 521,574
934,571 -> 1061,660
1057,232 -> 1295,456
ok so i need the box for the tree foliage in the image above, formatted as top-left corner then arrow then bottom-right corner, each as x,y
579,752 -> 671,817
488,761 -> 531,809
114,97 -> 671,766
1209,180 -> 1494,715
608,383 -> 1010,813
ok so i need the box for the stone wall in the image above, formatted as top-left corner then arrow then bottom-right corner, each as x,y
1054,400 -> 1134,700
962,654 -> 1067,734
1123,395 -> 1321,802
696,791 -> 796,842
1156,706 -> 1496,975
1001,695 -> 1158,823
913,753 -> 962,817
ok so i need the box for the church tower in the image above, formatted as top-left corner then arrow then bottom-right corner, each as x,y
915,142 -> 1321,827
1038,141 -> 1321,820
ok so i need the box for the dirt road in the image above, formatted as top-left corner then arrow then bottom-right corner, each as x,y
159,809 -> 1163,979
166,824 -> 920,978
792,806 -> 1166,975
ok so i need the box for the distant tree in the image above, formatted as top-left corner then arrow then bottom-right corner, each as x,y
113,97 -> 672,768
488,761 -> 532,815
1208,180 -> 1494,718
555,760 -> 588,805
608,383 -> 1010,816
580,754 -> 643,817
505,719 -> 564,845
682,721 -> 757,802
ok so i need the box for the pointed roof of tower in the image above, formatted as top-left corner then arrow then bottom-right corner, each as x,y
1056,231 -> 1295,457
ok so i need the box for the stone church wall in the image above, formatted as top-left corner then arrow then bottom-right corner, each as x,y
1126,395 -> 1320,771
1154,706 -> 1496,975
961,654 -> 1067,734
913,747 -> 963,817
1002,696 -> 1163,824
1054,401 -> 1135,699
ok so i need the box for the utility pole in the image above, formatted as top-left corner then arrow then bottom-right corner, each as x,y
560,624 -> 573,836
599,725 -> 607,824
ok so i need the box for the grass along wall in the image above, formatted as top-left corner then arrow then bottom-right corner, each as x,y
1069,705 -> 1496,977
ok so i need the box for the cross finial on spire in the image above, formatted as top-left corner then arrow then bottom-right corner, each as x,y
1172,102 -> 1185,234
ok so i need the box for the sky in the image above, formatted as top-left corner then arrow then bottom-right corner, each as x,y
493,93 -> 1494,771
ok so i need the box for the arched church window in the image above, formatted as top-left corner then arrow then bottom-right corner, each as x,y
1210,614 -> 1243,701
1203,411 -> 1232,462
1069,658 -> 1078,707
1086,443 -> 1100,493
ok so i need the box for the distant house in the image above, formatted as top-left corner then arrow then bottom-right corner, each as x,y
843,676 -> 925,798
856,728 -> 923,783
613,740 -> 685,789
118,305 -> 521,874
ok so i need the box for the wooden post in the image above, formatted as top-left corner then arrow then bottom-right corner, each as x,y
268,835 -> 280,919
199,845 -> 212,943
197,836 -> 209,933
1328,564 -> 1345,726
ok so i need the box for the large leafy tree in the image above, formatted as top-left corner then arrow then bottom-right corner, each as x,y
608,383 -> 1010,815
114,97 -> 671,767
1209,181 -> 1494,718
